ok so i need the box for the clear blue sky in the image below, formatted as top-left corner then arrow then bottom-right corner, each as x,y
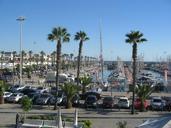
0,0 -> 171,61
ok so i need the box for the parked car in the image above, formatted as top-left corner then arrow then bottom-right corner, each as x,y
117,97 -> 130,109
35,93 -> 52,105
134,98 -> 149,110
27,92 -> 41,104
80,91 -> 101,100
84,95 -> 98,108
150,97 -> 166,110
163,96 -> 171,111
48,90 -> 66,105
6,93 -> 24,103
3,91 -> 12,101
21,88 -> 37,95
10,85 -> 25,93
72,94 -> 80,107
102,96 -> 114,108
36,86 -> 49,93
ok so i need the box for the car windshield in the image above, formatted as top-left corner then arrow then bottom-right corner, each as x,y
41,95 -> 49,98
103,97 -> 113,101
153,99 -> 161,102
87,96 -> 96,101
5,92 -> 11,95
37,87 -> 43,90
14,85 -> 20,88
12,94 -> 18,96
119,99 -> 128,102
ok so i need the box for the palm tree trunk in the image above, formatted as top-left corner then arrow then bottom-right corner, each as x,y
1,55 -> 3,69
77,41 -> 83,86
13,55 -> 15,85
131,43 -> 137,114
67,99 -> 72,109
54,40 -> 61,110
30,57 -> 32,66
140,98 -> 145,112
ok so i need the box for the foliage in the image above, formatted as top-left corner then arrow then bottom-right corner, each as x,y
80,74 -> 92,94
24,66 -> 32,79
21,96 -> 32,112
61,82 -> 79,108
0,80 -> 9,95
0,81 -> 4,96
82,120 -> 92,128
116,121 -> 127,128
135,84 -> 153,111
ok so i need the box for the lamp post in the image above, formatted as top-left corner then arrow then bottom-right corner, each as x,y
16,16 -> 25,86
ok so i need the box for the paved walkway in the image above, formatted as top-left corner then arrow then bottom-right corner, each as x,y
0,104 -> 171,128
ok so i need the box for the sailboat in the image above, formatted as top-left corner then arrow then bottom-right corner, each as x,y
98,21 -> 108,88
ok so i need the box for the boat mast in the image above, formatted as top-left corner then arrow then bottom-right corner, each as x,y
99,21 -> 104,82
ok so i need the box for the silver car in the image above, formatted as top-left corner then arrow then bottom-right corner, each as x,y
117,97 -> 130,108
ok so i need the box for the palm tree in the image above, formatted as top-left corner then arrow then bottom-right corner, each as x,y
0,80 -> 5,104
70,53 -> 74,61
40,51 -> 45,66
125,30 -> 147,114
0,51 -> 4,69
61,82 -> 78,108
28,50 -> 33,66
51,51 -> 56,66
34,54 -> 40,66
12,51 -> 17,85
48,27 -> 70,110
80,74 -> 92,94
136,84 -> 153,112
74,31 -> 89,86
69,53 -> 74,69
21,50 -> 27,66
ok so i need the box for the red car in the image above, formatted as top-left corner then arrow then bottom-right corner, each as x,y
134,98 -> 149,110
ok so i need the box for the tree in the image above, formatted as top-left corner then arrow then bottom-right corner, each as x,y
21,96 -> 32,120
0,80 -> 4,104
51,51 -> 56,66
74,31 -> 89,86
12,51 -> 17,85
82,120 -> 92,128
40,51 -> 45,65
0,51 -> 4,69
125,31 -> 147,114
69,53 -> 74,69
28,50 -> 33,66
80,75 -> 92,94
61,82 -> 78,109
24,66 -> 32,79
136,84 -> 153,112
116,121 -> 127,128
34,54 -> 39,66
21,50 -> 27,66
0,80 -> 9,104
48,27 -> 70,110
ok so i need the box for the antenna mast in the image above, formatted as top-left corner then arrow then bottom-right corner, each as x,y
99,20 -> 104,81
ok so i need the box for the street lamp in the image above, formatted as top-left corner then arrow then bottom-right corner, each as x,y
16,16 -> 25,86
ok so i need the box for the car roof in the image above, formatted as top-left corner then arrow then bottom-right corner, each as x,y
119,97 -> 128,100
152,97 -> 162,99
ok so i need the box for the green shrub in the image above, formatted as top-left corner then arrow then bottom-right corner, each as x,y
116,121 -> 127,128
82,120 -> 92,128
21,96 -> 32,112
